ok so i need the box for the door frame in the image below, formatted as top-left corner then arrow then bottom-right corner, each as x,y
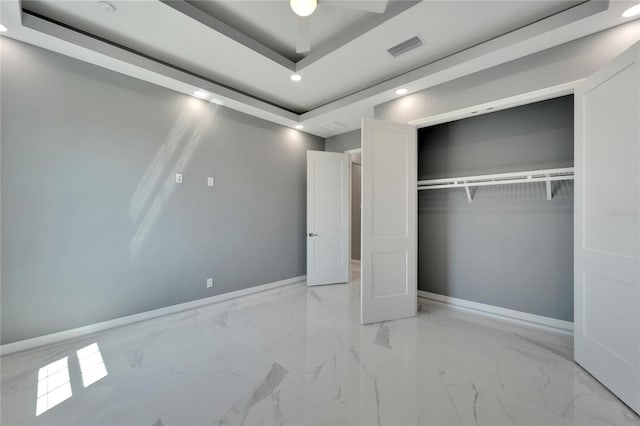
403,79 -> 583,330
409,80 -> 583,130
345,148 -> 362,280
360,79 -> 583,318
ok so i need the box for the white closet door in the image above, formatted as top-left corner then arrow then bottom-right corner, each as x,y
307,151 -> 350,286
361,119 -> 417,324
575,42 -> 640,413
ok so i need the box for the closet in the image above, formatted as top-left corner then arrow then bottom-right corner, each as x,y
415,96 -> 575,325
360,43 -> 640,414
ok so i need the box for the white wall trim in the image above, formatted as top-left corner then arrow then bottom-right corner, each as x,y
418,290 -> 574,336
408,80 -> 584,129
1,275 -> 306,357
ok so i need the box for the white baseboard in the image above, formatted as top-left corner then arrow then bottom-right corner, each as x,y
1,275 -> 306,357
418,290 -> 573,336
351,259 -> 361,264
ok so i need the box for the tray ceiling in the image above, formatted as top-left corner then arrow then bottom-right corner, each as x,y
3,0 -> 636,137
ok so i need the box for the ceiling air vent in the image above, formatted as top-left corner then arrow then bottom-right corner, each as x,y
387,36 -> 424,58
320,122 -> 347,133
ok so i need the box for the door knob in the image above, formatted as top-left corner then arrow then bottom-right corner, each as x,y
308,233 -> 319,237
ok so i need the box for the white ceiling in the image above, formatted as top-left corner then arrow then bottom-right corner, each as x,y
21,0 -> 582,112
2,0 -> 639,137
185,0 -> 388,61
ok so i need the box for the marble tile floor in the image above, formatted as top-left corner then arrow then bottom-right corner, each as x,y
2,265 -> 639,426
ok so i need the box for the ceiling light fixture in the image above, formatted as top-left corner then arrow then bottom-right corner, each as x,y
211,98 -> 224,105
193,90 -> 209,99
622,3 -> 640,17
290,0 -> 317,17
395,88 -> 408,95
295,124 -> 304,130
290,74 -> 302,82
0,24 -> 7,33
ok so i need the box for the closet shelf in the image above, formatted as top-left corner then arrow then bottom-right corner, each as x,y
417,167 -> 574,202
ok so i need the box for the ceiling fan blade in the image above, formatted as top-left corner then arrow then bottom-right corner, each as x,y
333,0 -> 388,13
296,16 -> 311,54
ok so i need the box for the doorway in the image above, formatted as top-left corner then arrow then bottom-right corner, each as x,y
346,148 -> 362,281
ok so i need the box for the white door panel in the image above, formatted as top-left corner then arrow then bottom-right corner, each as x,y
575,42 -> 640,413
307,151 -> 350,286
361,119 -> 417,324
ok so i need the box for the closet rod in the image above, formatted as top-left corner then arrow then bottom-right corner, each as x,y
418,174 -> 574,189
417,167 -> 574,187
417,167 -> 574,202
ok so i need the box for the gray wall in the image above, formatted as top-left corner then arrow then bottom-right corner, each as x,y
351,161 -> 361,261
325,129 -> 361,153
0,39 -> 324,344
375,20 -> 640,124
417,96 -> 574,321
418,96 -> 574,179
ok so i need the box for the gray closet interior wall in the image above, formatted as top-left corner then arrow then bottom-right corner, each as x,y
418,96 -> 574,321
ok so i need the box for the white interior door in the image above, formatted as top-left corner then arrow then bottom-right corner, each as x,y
575,42 -> 640,413
361,119 -> 417,324
307,151 -> 350,286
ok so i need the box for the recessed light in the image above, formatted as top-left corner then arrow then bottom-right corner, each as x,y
211,98 -> 224,105
295,124 -> 304,130
0,24 -> 7,33
395,88 -> 408,95
193,90 -> 209,99
622,3 -> 640,17
290,74 -> 302,82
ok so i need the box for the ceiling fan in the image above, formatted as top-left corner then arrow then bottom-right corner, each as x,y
289,0 -> 389,53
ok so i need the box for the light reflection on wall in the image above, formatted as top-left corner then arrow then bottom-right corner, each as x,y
396,94 -> 417,113
285,127 -> 305,149
128,112 -> 193,224
128,99 -> 214,263
77,343 -> 108,387
36,357 -> 72,416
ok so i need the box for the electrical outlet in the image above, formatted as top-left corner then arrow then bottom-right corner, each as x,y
175,173 -> 183,183
207,177 -> 215,187
206,277 -> 213,288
